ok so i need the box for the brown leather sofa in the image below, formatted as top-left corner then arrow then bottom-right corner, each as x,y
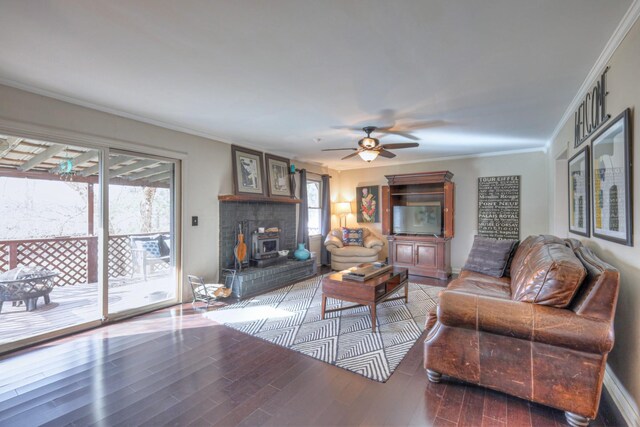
324,228 -> 384,270
424,235 -> 619,427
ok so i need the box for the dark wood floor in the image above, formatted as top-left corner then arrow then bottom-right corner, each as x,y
0,274 -> 615,427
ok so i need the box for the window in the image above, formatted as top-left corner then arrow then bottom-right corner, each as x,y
307,179 -> 321,235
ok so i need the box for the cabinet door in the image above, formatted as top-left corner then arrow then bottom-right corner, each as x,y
394,242 -> 414,265
381,185 -> 390,235
415,243 -> 437,268
444,182 -> 455,238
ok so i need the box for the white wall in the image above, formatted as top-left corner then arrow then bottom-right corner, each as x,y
548,17 -> 640,407
0,84 -> 232,302
334,150 -> 549,270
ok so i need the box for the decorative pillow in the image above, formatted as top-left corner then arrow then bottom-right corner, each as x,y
462,236 -> 520,278
157,235 -> 171,257
137,240 -> 161,257
341,227 -> 364,246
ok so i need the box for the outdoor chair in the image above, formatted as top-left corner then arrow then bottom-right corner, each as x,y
188,269 -> 236,307
130,235 -> 170,280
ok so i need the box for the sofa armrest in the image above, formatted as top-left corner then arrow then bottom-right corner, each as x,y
324,234 -> 343,250
438,290 -> 614,354
363,234 -> 384,249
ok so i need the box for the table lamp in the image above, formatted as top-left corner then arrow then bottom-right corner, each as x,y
334,202 -> 352,227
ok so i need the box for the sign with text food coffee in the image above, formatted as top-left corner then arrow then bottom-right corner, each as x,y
478,176 -> 520,240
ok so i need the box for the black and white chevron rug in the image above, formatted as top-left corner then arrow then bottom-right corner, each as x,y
204,275 -> 440,382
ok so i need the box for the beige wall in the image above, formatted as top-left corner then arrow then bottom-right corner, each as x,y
333,150 -> 549,270
548,18 -> 640,406
0,84 -> 233,302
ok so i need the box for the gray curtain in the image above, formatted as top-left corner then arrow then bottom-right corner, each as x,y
297,169 -> 309,248
320,174 -> 331,265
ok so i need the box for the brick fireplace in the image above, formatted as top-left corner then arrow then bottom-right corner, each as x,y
218,201 -> 296,269
218,198 -> 316,299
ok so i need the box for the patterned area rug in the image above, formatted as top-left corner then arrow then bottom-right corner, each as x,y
204,275 -> 440,382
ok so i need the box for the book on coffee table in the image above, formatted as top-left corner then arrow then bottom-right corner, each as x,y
341,263 -> 393,282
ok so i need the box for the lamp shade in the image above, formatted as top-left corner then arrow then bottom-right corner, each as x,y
358,150 -> 379,162
334,202 -> 352,215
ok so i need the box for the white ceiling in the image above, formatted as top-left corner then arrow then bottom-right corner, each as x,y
0,1 -> 633,169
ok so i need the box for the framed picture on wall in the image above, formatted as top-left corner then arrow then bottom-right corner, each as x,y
568,146 -> 590,237
356,185 -> 379,223
265,154 -> 291,197
590,108 -> 633,246
231,145 -> 265,195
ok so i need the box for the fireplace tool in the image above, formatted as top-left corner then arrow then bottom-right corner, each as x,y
234,221 -> 248,271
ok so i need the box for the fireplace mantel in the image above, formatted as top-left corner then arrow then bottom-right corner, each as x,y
218,194 -> 301,204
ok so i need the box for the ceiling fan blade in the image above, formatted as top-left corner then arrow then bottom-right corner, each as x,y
378,149 -> 396,159
380,142 -> 420,149
321,148 -> 357,151
331,125 -> 365,132
399,120 -> 447,130
375,129 -> 419,140
341,151 -> 362,160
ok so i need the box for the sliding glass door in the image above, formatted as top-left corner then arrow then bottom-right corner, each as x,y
107,152 -> 177,315
0,137 -> 102,347
0,133 -> 180,353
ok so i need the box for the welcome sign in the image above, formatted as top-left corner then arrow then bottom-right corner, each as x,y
574,67 -> 610,147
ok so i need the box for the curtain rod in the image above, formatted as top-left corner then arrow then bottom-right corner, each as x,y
298,168 -> 332,179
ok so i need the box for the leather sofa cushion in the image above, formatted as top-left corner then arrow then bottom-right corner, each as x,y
328,245 -> 380,257
462,236 -> 519,277
511,242 -> 586,307
458,270 -> 511,286
447,277 -> 511,299
509,235 -> 564,278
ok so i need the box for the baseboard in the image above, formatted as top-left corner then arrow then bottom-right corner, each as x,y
451,267 -> 461,275
603,365 -> 639,427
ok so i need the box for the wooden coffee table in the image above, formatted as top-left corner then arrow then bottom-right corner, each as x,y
321,266 -> 409,332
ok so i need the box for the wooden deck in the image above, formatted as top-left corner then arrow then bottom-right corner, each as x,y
0,273 -> 175,345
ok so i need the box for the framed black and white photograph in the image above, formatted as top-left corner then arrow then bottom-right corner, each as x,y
568,146 -> 590,237
231,145 -> 265,195
265,154 -> 291,197
591,108 -> 633,246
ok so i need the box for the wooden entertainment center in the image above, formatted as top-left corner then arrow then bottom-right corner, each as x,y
382,171 -> 454,280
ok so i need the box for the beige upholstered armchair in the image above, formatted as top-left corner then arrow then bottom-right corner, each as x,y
323,228 -> 384,270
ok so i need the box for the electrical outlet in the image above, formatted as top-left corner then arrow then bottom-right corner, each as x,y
192,216 -> 198,226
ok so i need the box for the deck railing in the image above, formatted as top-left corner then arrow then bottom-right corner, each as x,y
0,232 -> 168,287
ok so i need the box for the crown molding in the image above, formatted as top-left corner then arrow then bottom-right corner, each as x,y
328,146 -> 546,171
547,0 -> 640,148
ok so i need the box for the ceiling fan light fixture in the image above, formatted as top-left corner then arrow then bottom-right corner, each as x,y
358,150 -> 379,162
359,136 -> 378,149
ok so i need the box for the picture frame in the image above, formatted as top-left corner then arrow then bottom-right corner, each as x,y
231,145 -> 265,196
590,108 -> 633,246
356,185 -> 379,223
568,146 -> 590,237
265,154 -> 292,197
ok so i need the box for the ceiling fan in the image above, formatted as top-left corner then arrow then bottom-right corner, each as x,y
322,126 -> 419,162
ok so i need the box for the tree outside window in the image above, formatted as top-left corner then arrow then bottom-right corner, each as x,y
307,180 -> 321,235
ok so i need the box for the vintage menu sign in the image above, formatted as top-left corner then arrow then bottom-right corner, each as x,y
478,176 -> 520,240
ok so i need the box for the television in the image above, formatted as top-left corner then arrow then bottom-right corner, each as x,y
393,204 -> 442,235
